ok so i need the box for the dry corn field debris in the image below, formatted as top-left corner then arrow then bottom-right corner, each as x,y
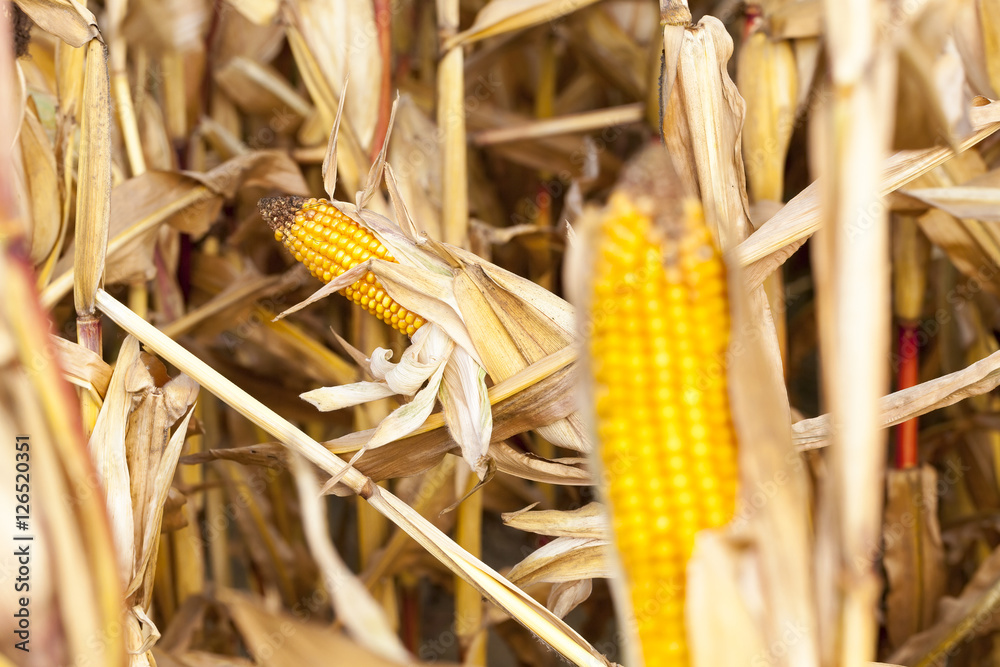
5,0 -> 1000,666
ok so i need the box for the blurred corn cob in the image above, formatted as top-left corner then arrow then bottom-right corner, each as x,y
259,196 -> 426,336
585,157 -> 738,665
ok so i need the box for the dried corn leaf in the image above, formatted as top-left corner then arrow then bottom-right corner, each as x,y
0,250 -> 125,666
490,443 -> 591,485
733,120 -> 1000,290
290,454 -> 410,663
214,56 -> 312,118
121,0 -> 208,52
901,186 -> 1000,221
794,348 -> 1000,449
126,364 -> 198,599
889,544 -> 1000,665
282,0 -> 380,151
51,333 -> 112,396
217,588 -> 451,666
15,0 -> 99,47
507,536 -> 612,589
447,0 -> 603,48
502,502 -> 607,539
387,97 -> 443,240
884,466 -> 946,651
364,489 -> 611,665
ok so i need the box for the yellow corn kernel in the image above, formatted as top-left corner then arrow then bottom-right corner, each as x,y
259,196 -> 426,337
589,192 -> 738,666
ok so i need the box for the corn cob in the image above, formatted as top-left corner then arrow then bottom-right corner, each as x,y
589,191 -> 738,666
259,196 -> 426,336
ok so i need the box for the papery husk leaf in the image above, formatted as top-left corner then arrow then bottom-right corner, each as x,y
321,74 -> 348,199
301,382 -> 397,412
325,352 -> 579,491
364,335 -> 453,451
440,345 -> 492,478
662,15 -> 752,253
738,30 -> 797,204
884,466 -> 946,651
129,401 -> 197,599
794,348 -> 1000,449
724,248 -> 819,666
357,94 -> 398,211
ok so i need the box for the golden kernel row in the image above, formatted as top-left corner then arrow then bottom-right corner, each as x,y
273,198 -> 425,336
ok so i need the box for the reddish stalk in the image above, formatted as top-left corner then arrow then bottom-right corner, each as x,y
895,323 -> 920,468
400,580 -> 421,653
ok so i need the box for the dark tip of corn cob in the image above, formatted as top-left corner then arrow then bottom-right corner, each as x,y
258,195 -> 307,232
